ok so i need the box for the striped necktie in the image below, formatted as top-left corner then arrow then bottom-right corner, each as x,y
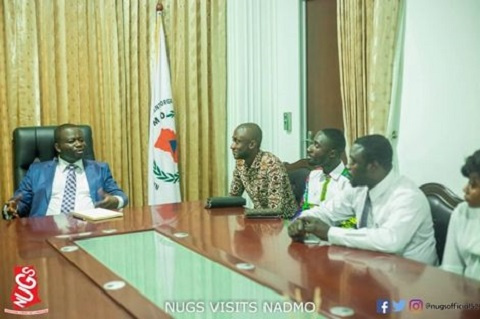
60,164 -> 77,214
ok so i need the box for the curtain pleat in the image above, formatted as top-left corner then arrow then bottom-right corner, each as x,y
163,0 -> 227,201
0,0 -> 226,207
337,0 -> 402,147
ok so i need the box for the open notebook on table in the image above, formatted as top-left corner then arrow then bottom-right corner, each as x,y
72,208 -> 123,221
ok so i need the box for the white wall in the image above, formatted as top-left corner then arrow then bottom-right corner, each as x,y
397,0 -> 480,195
226,0 -> 305,188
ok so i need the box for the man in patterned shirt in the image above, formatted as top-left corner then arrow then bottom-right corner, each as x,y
229,123 -> 297,218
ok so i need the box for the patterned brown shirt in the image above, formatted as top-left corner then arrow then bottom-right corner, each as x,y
229,151 -> 298,218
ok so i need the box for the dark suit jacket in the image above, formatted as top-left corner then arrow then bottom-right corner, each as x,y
14,159 -> 128,217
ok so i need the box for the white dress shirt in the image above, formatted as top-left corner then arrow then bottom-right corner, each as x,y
46,158 -> 95,215
46,158 -> 125,215
442,202 -> 480,281
300,162 -> 352,219
316,170 -> 438,265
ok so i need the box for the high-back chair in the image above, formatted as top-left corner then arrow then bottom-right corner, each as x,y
420,183 -> 463,264
285,159 -> 314,206
12,125 -> 95,190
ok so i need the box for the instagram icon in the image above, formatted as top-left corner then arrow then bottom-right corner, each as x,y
409,299 -> 423,312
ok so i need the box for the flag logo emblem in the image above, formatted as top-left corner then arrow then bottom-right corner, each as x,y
154,128 -> 178,163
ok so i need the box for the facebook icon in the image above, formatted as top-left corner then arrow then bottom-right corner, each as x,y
376,299 -> 390,314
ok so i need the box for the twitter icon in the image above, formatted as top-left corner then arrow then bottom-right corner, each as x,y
392,300 -> 406,312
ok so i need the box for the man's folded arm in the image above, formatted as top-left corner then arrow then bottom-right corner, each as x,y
301,188 -> 356,226
328,193 -> 428,254
229,167 -> 244,196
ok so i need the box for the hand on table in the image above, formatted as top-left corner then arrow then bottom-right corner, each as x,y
94,189 -> 119,209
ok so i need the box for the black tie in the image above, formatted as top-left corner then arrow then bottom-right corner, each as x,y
359,194 -> 371,228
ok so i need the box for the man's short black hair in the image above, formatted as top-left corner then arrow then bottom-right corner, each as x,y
354,134 -> 393,170
54,123 -> 77,143
321,128 -> 346,153
461,150 -> 480,177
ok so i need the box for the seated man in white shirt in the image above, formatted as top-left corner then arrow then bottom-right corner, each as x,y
288,134 -> 438,265
296,128 -> 351,220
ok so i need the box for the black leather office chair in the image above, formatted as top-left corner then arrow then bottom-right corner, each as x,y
285,159 -> 314,206
287,168 -> 310,205
420,183 -> 463,264
12,125 -> 95,190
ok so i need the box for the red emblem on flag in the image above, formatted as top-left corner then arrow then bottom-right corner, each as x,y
154,128 -> 178,163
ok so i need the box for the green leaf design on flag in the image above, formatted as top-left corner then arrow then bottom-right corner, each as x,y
166,110 -> 175,118
153,160 -> 179,183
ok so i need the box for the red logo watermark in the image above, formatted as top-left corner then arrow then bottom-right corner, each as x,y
4,266 -> 49,315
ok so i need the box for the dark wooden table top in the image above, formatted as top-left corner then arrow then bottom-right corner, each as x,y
1,201 -> 479,318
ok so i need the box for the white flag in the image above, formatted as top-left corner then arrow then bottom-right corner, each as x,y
148,14 -> 181,205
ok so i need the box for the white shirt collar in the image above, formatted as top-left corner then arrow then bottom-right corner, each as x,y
328,162 -> 347,181
57,157 -> 84,172
313,162 -> 347,181
369,169 -> 397,202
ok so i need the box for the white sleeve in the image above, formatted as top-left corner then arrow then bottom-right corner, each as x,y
300,187 -> 356,225
328,191 -> 429,254
441,205 -> 465,275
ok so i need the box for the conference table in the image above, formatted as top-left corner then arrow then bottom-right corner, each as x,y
1,202 -> 479,318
